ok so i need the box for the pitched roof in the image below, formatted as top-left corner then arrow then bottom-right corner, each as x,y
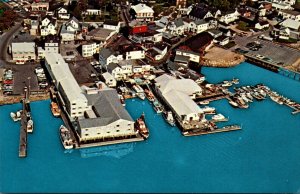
281,19 -> 300,30
131,3 -> 154,13
99,48 -> 114,60
78,89 -> 133,128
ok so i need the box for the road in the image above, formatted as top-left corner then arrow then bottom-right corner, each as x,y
0,23 -> 22,67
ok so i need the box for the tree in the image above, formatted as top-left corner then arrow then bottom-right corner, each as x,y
237,21 -> 249,31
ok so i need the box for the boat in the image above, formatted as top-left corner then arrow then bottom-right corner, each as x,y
27,119 -> 33,133
59,125 -> 74,150
236,96 -> 249,109
51,102 -> 61,117
132,85 -> 145,100
134,114 -> 149,139
270,95 -> 283,105
144,89 -> 155,102
221,81 -> 232,87
202,106 -> 216,114
232,78 -> 239,84
246,92 -> 254,101
241,93 -> 252,103
212,114 -> 228,122
162,111 -> 175,126
153,100 -> 164,114
199,100 -> 209,105
229,100 -> 238,108
10,110 -> 22,122
118,94 -> 126,107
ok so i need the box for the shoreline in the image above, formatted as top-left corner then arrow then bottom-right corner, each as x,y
0,93 -> 50,106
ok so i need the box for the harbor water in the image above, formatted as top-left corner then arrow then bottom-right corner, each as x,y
1,62 -> 300,192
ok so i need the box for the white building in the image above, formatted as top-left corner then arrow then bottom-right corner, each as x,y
56,7 -> 70,20
167,18 -> 187,35
281,18 -> 300,30
66,16 -> 80,32
40,16 -> 57,36
279,10 -> 300,21
101,72 -> 117,87
189,20 -> 210,34
103,20 -> 122,32
83,9 -> 101,16
82,42 -> 99,57
99,48 -> 123,66
272,2 -> 293,10
154,74 -> 203,122
131,4 -> 154,22
176,49 -> 200,64
60,24 -> 75,42
44,52 -> 90,120
11,42 -> 36,64
255,21 -> 270,30
219,10 -> 240,24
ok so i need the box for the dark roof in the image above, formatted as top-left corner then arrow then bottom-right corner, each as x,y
181,32 -> 213,53
103,20 -> 119,26
45,35 -> 60,43
258,20 -> 269,25
189,5 -> 210,19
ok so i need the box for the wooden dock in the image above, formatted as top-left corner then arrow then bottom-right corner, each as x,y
182,125 -> 241,137
18,100 -> 27,158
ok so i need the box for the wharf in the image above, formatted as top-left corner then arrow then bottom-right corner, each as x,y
18,100 -> 27,158
182,125 -> 241,137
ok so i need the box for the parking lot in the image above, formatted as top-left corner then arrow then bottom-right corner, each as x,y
233,35 -> 300,66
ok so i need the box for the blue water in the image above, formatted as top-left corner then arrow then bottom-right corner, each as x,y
1,62 -> 300,192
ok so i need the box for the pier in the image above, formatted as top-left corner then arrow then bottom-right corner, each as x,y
18,87 -> 30,158
182,125 -> 242,137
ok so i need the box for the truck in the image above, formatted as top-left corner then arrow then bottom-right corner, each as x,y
258,35 -> 273,41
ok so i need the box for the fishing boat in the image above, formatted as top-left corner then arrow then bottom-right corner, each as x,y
27,119 -> 33,133
202,106 -> 216,114
134,114 -> 149,139
59,125 -> 74,150
199,100 -> 209,105
229,100 -> 238,108
10,110 -> 22,122
153,100 -> 164,114
212,114 -> 228,122
51,102 -> 61,117
144,89 -> 155,102
162,111 -> 175,126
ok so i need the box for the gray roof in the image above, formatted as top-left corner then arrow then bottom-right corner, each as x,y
174,55 -> 190,63
99,48 -> 114,60
106,63 -> 120,73
194,19 -> 208,25
174,18 -> 185,27
78,89 -> 133,128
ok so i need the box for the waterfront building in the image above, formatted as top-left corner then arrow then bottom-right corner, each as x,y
131,4 -> 154,22
76,88 -> 136,142
44,52 -> 90,120
175,49 -> 200,64
154,74 -> 204,126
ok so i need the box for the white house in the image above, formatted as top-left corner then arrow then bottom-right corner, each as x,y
167,18 -> 187,35
56,7 -> 70,20
146,43 -> 168,61
189,19 -> 210,34
82,42 -> 99,57
219,10 -> 240,24
40,16 -> 57,36
60,24 -> 75,42
101,72 -> 117,87
255,21 -> 270,30
83,9 -> 101,16
272,2 -> 293,10
176,49 -> 200,64
66,16 -> 80,32
279,10 -> 300,21
124,49 -> 145,60
131,4 -> 154,22
99,48 -> 123,66
103,20 -> 122,32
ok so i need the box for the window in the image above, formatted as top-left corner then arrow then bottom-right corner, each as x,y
85,129 -> 88,131
107,131 -> 110,133
72,103 -> 76,105
85,134 -> 89,136
116,130 -> 120,132
116,125 -> 119,127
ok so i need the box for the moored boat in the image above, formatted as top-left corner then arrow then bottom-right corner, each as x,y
132,85 -> 145,100
51,102 -> 61,117
162,111 -> 175,126
202,106 -> 216,114
59,125 -> 74,150
10,110 -> 22,122
134,114 -> 149,139
27,119 -> 33,133
212,114 -> 228,122
199,100 -> 209,105
153,100 -> 164,114
144,89 -> 155,102
229,100 -> 238,108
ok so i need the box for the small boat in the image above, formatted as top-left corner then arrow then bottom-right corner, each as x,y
246,92 -> 254,101
144,89 -> 155,102
232,78 -> 239,84
135,114 -> 149,139
221,82 -> 232,87
10,110 -> 22,122
162,111 -> 175,126
153,100 -> 164,114
202,106 -> 216,114
199,100 -> 209,105
118,94 -> 126,107
51,102 -> 61,117
229,100 -> 238,108
27,119 -> 33,133
59,125 -> 74,150
270,95 -> 283,105
212,114 -> 228,122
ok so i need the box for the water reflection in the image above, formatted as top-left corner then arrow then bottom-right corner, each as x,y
79,142 -> 136,159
